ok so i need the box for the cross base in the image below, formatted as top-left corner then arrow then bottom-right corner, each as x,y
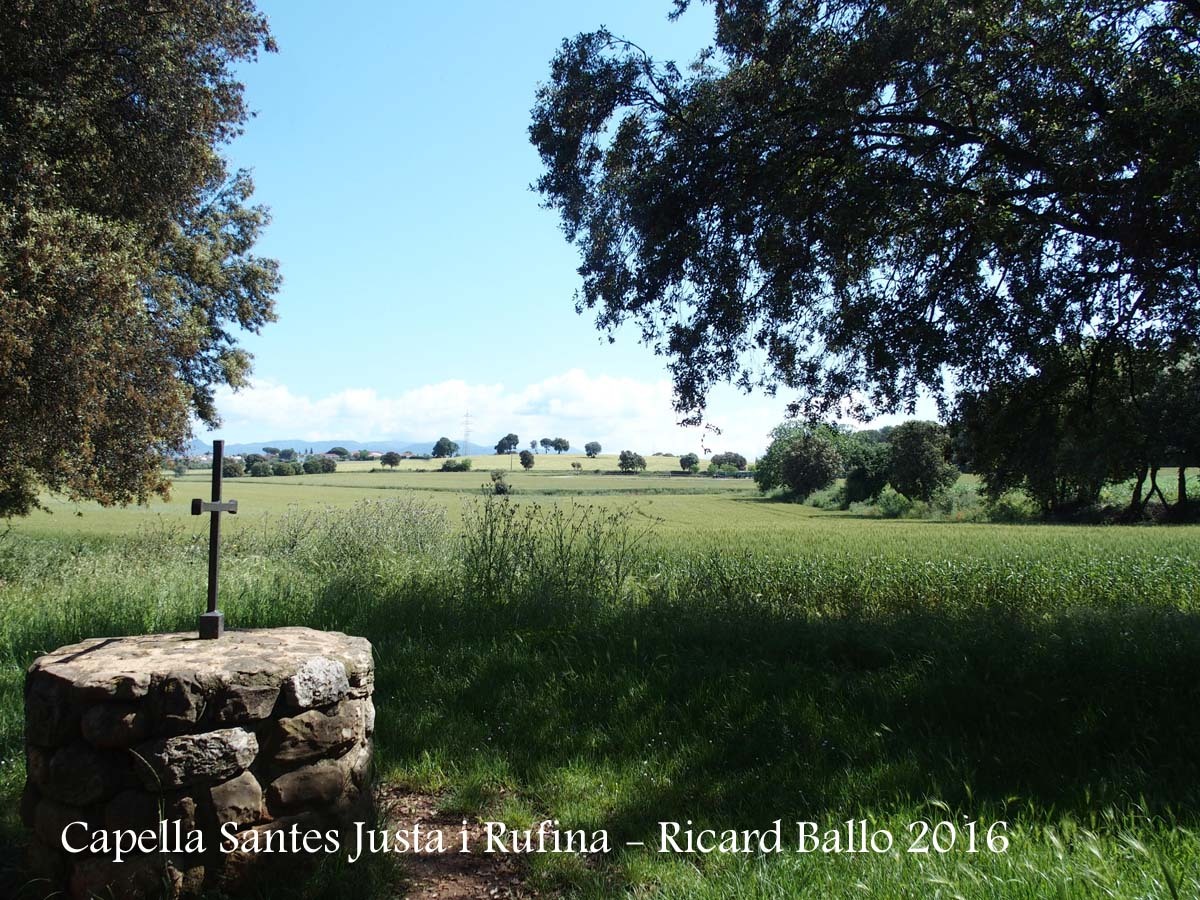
198,610 -> 225,640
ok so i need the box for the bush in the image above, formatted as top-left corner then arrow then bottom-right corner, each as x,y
519,450 -> 535,470
875,486 -> 914,518
679,453 -> 699,472
441,458 -> 473,472
249,461 -> 272,477
272,461 -> 302,476
985,490 -> 1041,523
490,470 -> 511,495
807,485 -> 846,509
221,458 -> 245,479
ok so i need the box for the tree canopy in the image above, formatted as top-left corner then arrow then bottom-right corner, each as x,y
0,0 -> 280,517
432,437 -> 459,458
531,0 -> 1200,424
495,433 -> 520,455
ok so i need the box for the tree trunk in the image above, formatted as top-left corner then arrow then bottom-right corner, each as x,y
1150,466 -> 1169,508
1129,468 -> 1147,516
1179,466 -> 1189,512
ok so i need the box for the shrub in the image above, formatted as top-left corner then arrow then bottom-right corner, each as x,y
272,461 -> 299,476
710,451 -> 747,470
875,486 -> 914,518
519,450 -> 535,470
248,461 -> 272,477
490,470 -> 511,495
221,458 -> 245,479
303,456 -> 337,474
679,453 -> 700,472
985,490 -> 1041,523
441,458 -> 472,472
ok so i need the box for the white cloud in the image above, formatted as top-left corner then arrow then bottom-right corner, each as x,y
205,369 -> 942,457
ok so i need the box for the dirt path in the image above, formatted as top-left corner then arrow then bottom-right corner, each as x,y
377,788 -> 539,900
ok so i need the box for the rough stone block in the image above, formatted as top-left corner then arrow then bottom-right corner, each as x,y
209,770 -> 264,828
69,854 -> 179,900
269,700 -> 362,766
137,728 -> 257,790
282,656 -> 349,709
43,743 -> 127,805
82,702 -> 148,748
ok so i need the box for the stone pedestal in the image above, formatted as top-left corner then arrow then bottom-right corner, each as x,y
22,627 -> 374,899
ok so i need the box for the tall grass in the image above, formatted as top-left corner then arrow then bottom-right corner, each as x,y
1,499 -> 1198,898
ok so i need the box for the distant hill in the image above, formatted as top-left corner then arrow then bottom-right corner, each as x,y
187,438 -> 504,457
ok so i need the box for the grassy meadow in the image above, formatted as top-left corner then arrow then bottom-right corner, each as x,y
2,457 -> 1199,898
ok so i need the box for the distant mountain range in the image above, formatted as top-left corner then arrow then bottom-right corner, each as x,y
185,438 -> 571,457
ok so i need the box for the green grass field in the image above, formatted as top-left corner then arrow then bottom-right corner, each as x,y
2,465 -> 1199,898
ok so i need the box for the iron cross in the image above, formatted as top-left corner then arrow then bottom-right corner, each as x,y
191,439 -> 238,639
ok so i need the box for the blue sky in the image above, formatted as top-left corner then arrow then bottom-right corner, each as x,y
206,0 -> 931,456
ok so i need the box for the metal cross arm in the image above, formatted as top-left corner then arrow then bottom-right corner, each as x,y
190,439 -> 238,640
191,499 -> 238,515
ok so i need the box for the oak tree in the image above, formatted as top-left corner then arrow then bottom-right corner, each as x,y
0,0 -> 280,517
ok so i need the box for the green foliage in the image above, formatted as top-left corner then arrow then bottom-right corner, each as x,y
709,451 -> 747,471
584,441 -> 602,457
262,447 -> 281,456
519,449 -> 535,470
303,456 -> 336,475
779,431 -> 843,500
432,437 -> 459,459
618,450 -> 647,472
172,461 -> 188,477
494,433 -> 520,455
0,3 -> 279,518
243,453 -> 266,468
679,452 -> 699,472
272,461 -> 301,476
380,451 -> 401,469
221,458 -> 245,479
249,461 -> 272,477
328,447 -> 351,459
489,470 -> 511,496
887,421 -> 959,502
530,1 -> 1200,432
440,458 -> 472,472
278,449 -> 297,462
843,441 -> 892,507
551,437 -> 570,454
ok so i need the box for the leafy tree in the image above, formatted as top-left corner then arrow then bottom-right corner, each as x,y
584,441 -> 602,457
531,1 -> 1200,426
843,441 -> 892,506
552,437 -> 570,454
243,453 -> 266,468
249,461 -> 272,477
540,438 -> 555,454
172,460 -> 189,477
495,433 -> 520,455
710,452 -> 747,471
354,449 -> 373,461
303,456 -> 336,475
278,448 -> 296,461
380,451 -> 401,469
272,461 -> 299,476
887,421 -> 959,502
432,437 -> 458,458
530,440 -> 538,454
779,432 -> 843,501
679,452 -> 700,472
222,458 -> 245,479
441,458 -> 472,472
327,447 -> 350,459
618,450 -> 647,472
519,449 -> 535,469
262,447 -> 280,456
0,3 -> 278,518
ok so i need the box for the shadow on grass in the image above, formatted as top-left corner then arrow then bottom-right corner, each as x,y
353,581 -> 1200,843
